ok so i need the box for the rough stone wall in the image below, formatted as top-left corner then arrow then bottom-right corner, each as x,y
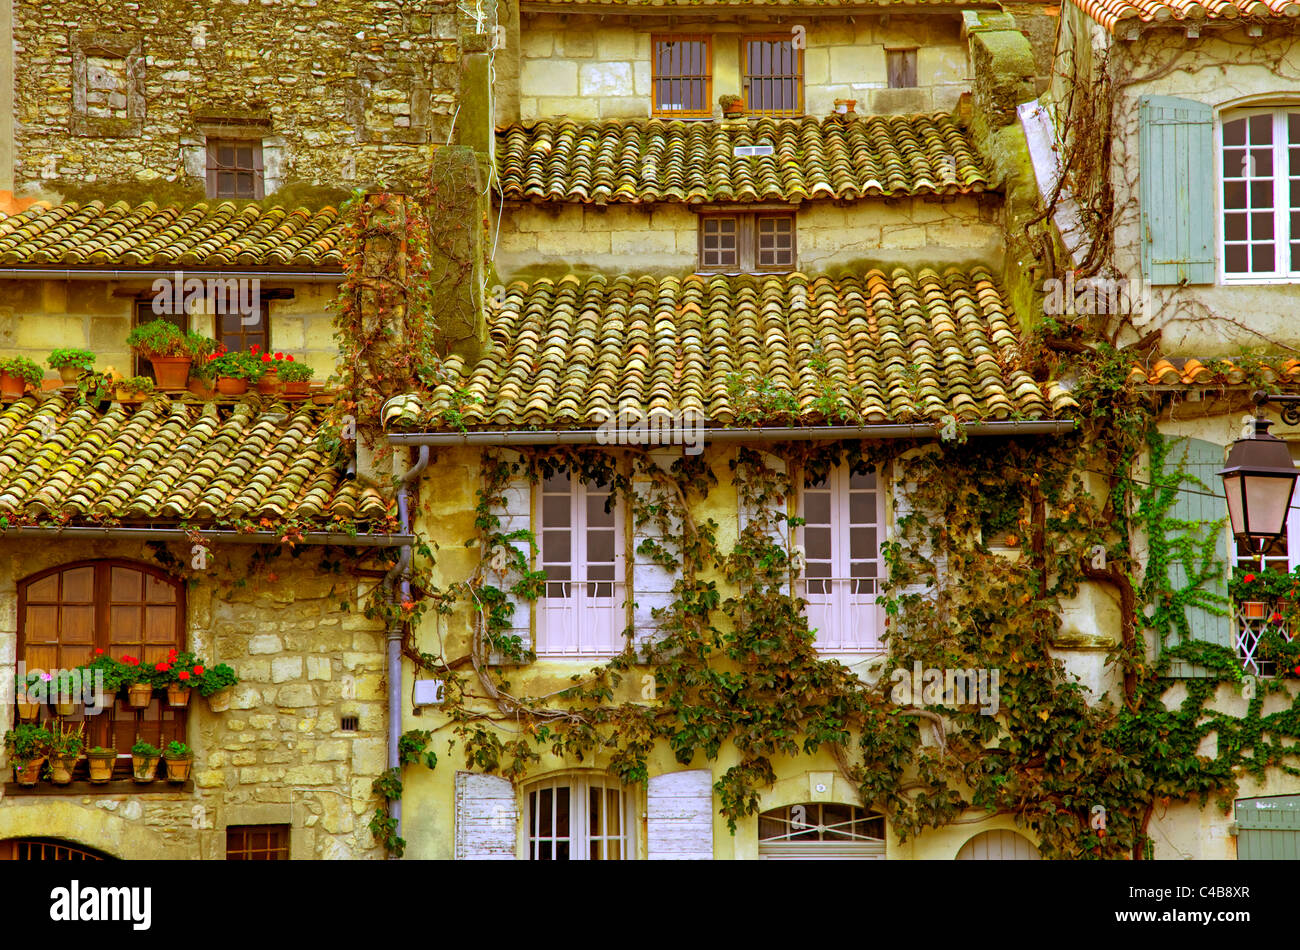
516,14 -> 972,122
0,278 -> 339,381
0,542 -> 387,860
492,197 -> 1001,281
12,0 -> 462,201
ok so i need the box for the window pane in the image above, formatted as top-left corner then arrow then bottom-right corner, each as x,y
805,526 -> 832,560
542,530 -> 571,565
542,494 -> 569,528
1224,117 -> 1247,147
585,490 -> 613,527
805,491 -> 830,525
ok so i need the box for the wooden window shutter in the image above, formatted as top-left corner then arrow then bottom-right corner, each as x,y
486,451 -> 532,664
646,769 -> 714,859
631,452 -> 681,656
454,772 -> 519,859
205,141 -> 218,198
1139,95 -> 1215,285
1164,437 -> 1233,677
1237,796 -> 1300,859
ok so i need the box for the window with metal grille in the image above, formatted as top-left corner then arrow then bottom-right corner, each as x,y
799,464 -> 885,653
652,35 -> 712,118
698,212 -> 796,273
887,48 -> 918,89
0,838 -> 112,860
206,138 -> 265,199
758,803 -> 886,859
226,824 -> 290,860
1220,109 -> 1300,281
536,471 -> 624,657
18,561 -> 186,781
526,776 -> 631,860
340,715 -> 359,731
742,35 -> 803,116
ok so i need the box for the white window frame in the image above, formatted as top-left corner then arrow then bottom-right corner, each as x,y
1216,107 -> 1300,285
797,463 -> 886,654
535,471 -> 626,658
757,802 -> 887,859
524,775 -> 635,860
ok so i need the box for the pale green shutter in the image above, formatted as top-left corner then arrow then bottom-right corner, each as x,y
1237,796 -> 1300,860
1165,437 -> 1232,677
1140,95 -> 1215,285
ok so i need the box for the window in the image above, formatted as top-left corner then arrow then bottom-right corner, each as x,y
526,776 -> 631,860
226,825 -> 290,860
536,471 -> 625,657
71,32 -> 143,137
742,35 -> 802,116
1220,109 -> 1300,281
799,464 -> 885,653
652,35 -> 712,118
132,301 -> 187,380
887,49 -> 918,89
1233,443 -> 1300,675
697,213 -> 796,273
18,561 -> 186,780
206,139 -> 265,199
0,838 -> 112,860
215,301 -> 270,354
758,803 -> 886,859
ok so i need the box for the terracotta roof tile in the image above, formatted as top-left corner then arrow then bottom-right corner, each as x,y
0,394 -> 393,527
0,200 -> 345,270
384,268 -> 1074,430
497,114 -> 991,204
1129,356 -> 1300,387
1072,0 -> 1299,32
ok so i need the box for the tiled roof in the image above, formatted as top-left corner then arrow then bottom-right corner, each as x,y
383,268 -> 1077,430
1072,0 -> 1300,32
496,114 -> 990,204
1128,356 -> 1300,386
0,393 -> 393,527
523,0 -> 966,5
0,200 -> 345,270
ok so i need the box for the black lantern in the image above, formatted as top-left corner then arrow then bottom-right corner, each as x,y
1218,415 -> 1300,555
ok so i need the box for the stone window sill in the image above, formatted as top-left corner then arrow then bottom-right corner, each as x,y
3,780 -> 194,797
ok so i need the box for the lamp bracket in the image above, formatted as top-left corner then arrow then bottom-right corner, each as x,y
1251,390 -> 1300,427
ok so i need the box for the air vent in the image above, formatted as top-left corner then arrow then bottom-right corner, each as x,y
733,145 -> 774,158
340,715 -> 359,732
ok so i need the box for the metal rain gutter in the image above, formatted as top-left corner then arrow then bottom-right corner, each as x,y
0,268 -> 343,282
385,420 -> 1078,447
0,526 -> 413,546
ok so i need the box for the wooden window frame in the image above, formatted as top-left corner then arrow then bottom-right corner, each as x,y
1217,108 -> 1300,284
651,34 -> 713,119
524,775 -> 634,860
0,838 -> 111,860
696,211 -> 797,274
226,824 -> 291,860
741,34 -> 804,118
535,472 -> 625,658
206,138 -> 265,200
886,48 -> 919,89
17,560 -> 187,781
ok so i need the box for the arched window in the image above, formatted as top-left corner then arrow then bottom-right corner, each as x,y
955,829 -> 1041,860
18,560 -> 186,777
0,837 -> 113,860
524,774 -> 633,860
758,803 -> 886,859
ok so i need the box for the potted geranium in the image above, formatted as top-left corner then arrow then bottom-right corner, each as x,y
211,349 -> 257,396
114,375 -> 155,404
187,334 -> 221,398
278,357 -> 314,398
14,670 -> 41,720
5,723 -> 52,786
126,319 -> 193,390
719,94 -> 744,118
253,346 -> 283,395
197,663 -> 238,712
131,740 -> 161,783
47,348 -> 96,384
87,746 -> 117,783
159,648 -> 193,707
52,668 -> 79,716
0,356 -> 43,399
162,740 -> 193,783
49,721 -> 84,785
120,655 -> 154,709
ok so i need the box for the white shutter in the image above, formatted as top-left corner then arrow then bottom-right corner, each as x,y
454,771 -> 519,859
487,450 -> 532,662
736,450 -> 791,594
632,450 -> 681,655
646,769 -> 714,859
955,829 -> 1041,860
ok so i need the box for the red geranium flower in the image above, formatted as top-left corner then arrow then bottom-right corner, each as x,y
178,670 -> 190,681
250,343 -> 260,353
274,352 -> 283,360
1245,573 -> 1257,583
123,656 -> 138,665
94,648 -> 104,655
155,661 -> 171,672
286,354 -> 293,362
1273,612 -> 1285,623
193,665 -> 205,676
261,353 -> 271,361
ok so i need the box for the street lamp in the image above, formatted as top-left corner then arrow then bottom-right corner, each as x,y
1218,392 -> 1300,559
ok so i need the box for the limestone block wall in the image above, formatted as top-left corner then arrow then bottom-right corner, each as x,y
515,13 -> 973,121
493,196 -> 1002,281
0,542 -> 388,860
10,0 -> 462,200
0,278 -> 340,381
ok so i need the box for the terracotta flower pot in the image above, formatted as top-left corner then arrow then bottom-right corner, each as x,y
58,366 -> 81,384
206,688 -> 233,713
54,700 -> 77,716
150,356 -> 192,391
87,752 -> 116,783
125,682 -> 153,709
256,370 -> 282,395
13,757 -> 46,787
0,372 -> 26,399
131,754 -> 160,783
216,376 -> 248,396
1243,601 -> 1267,620
163,756 -> 192,784
283,380 -> 311,399
15,699 -> 40,721
723,106 -> 744,118
188,377 -> 216,400
166,684 -> 191,708
50,755 -> 78,785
